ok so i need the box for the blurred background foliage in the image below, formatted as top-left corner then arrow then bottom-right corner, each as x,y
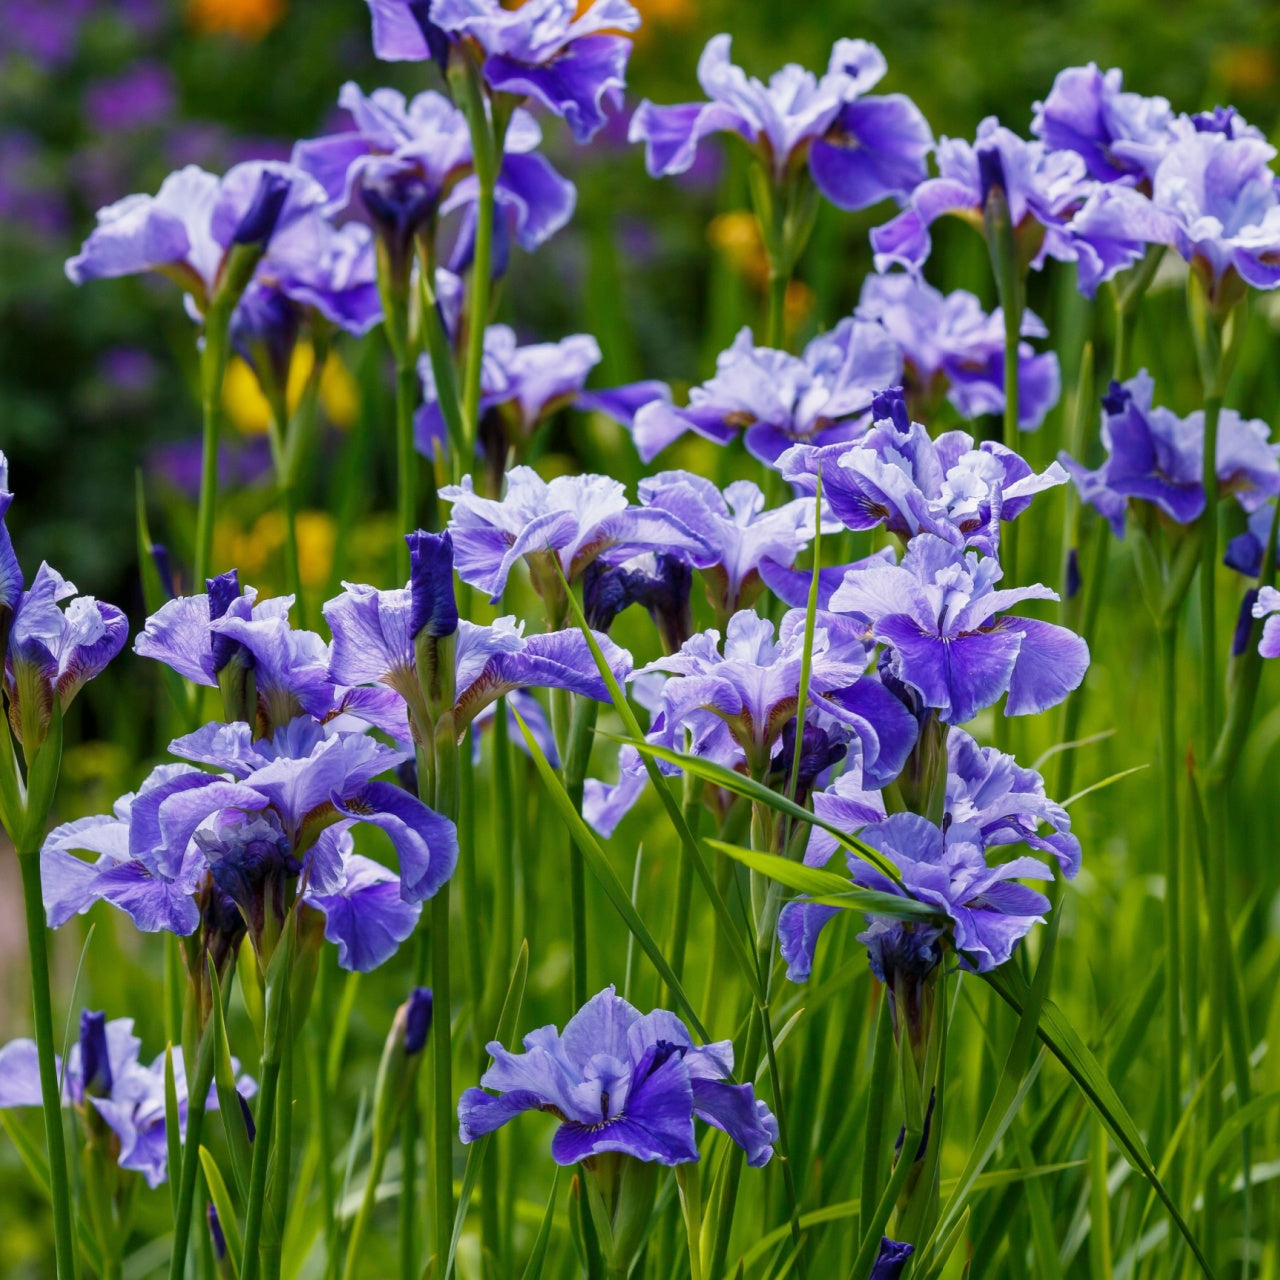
6,2 -> 1280,1276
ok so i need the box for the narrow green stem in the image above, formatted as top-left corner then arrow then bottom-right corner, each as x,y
765,269 -> 788,351
313,961 -> 338,1276
462,179 -> 496,450
860,995 -> 895,1236
267,415 -> 304,616
263,1007 -> 294,1280
18,850 -> 78,1280
564,697 -> 598,1009
1199,395 -> 1223,755
342,1135 -> 390,1280
1113,299 -> 1134,383
395,362 -> 419,578
666,788 -> 700,989
194,304 -> 232,588
999,296 -> 1021,589
400,932 -> 427,1280
429,886 -> 454,1270
1157,621 -> 1182,1140
168,1021 -> 217,1280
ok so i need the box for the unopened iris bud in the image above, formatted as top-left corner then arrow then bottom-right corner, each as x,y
870,1238 -> 915,1279
208,569 -> 257,724
1234,588 -> 1260,657
371,986 -> 435,1155
150,542 -> 177,600
208,1203 -> 231,1276
976,145 -> 1007,209
79,1010 -> 113,1100
1065,547 -> 1081,600
409,530 -> 458,725
231,169 -> 291,249
403,986 -> 434,1056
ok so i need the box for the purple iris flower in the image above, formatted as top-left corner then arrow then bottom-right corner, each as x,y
1060,371 -> 1280,537
871,116 -> 1092,276
293,84 -> 575,271
416,325 -> 601,464
636,472 -> 823,619
433,0 -> 641,144
614,320 -> 900,466
582,552 -> 694,652
458,985 -> 777,1167
441,467 -> 712,605
364,0 -> 453,67
42,718 -> 453,965
1070,130 -> 1280,302
1253,586 -> 1280,657
829,535 -> 1089,725
65,161 -> 329,316
630,35 -> 931,212
4,558 -> 128,752
638,608 -> 916,784
856,274 -> 1061,429
779,399 -> 1066,557
780,808 -> 1052,984
0,1013 -> 254,1188
1031,64 -> 1177,183
1226,503 -> 1275,577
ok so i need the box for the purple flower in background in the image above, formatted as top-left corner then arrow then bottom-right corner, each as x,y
871,117 -> 1092,276
1031,64 -> 1177,182
869,1239 -> 915,1280
1061,371 -> 1280,536
84,64 -> 176,134
856,274 -> 1060,429
2,0 -> 93,67
433,0 -> 641,143
416,325 -> 600,464
0,1013 -> 254,1188
1070,131 -> 1280,303
441,467 -> 712,605
1252,586 -> 1280,657
618,320 -> 900,466
830,535 -> 1089,725
458,985 -> 777,1167
637,472 -> 822,618
294,84 -> 575,270
639,608 -> 915,784
0,132 -> 69,243
66,162 -> 329,314
779,401 -> 1066,557
630,35 -> 931,212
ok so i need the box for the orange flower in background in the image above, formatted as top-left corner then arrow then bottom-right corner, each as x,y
708,210 -> 768,289
188,0 -> 287,40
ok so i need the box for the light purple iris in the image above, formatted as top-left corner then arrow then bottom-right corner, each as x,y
636,472 -> 823,619
1070,130 -> 1280,302
856,274 -> 1061,429
441,466 -> 712,604
1031,63 -> 1178,183
416,325 -> 601,460
0,1012 -> 254,1189
779,396 -> 1066,557
630,35 -> 931,212
1060,371 -> 1280,536
829,535 -> 1089,726
4,559 -> 128,752
65,161 -> 329,316
1252,586 -> 1280,658
871,116 -> 1093,277
779,806 -> 1053,983
293,83 -> 575,269
638,608 -> 916,784
606,320 -> 900,467
458,985 -> 777,1167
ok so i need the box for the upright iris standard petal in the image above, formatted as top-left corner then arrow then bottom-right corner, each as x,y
631,35 -> 930,209
458,986 -> 774,1167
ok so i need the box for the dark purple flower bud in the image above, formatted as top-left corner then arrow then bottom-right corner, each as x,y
1065,547 -> 1081,600
207,1204 -> 227,1262
404,987 -> 434,1056
362,170 -> 439,273
582,559 -> 641,633
407,531 -> 458,640
772,719 -> 847,806
79,1010 -> 113,1099
869,1237 -> 914,1280
1226,530 -> 1265,578
238,1092 -> 257,1144
207,569 -> 247,677
1234,588 -> 1260,657
976,145 -> 1007,206
1100,379 -> 1129,416
870,385 -> 911,434
231,169 -> 291,247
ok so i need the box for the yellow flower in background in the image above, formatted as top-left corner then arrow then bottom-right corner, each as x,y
213,509 -> 336,590
708,210 -> 768,289
1213,45 -> 1276,96
223,343 -> 360,436
188,0 -> 287,39
295,512 -> 337,588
